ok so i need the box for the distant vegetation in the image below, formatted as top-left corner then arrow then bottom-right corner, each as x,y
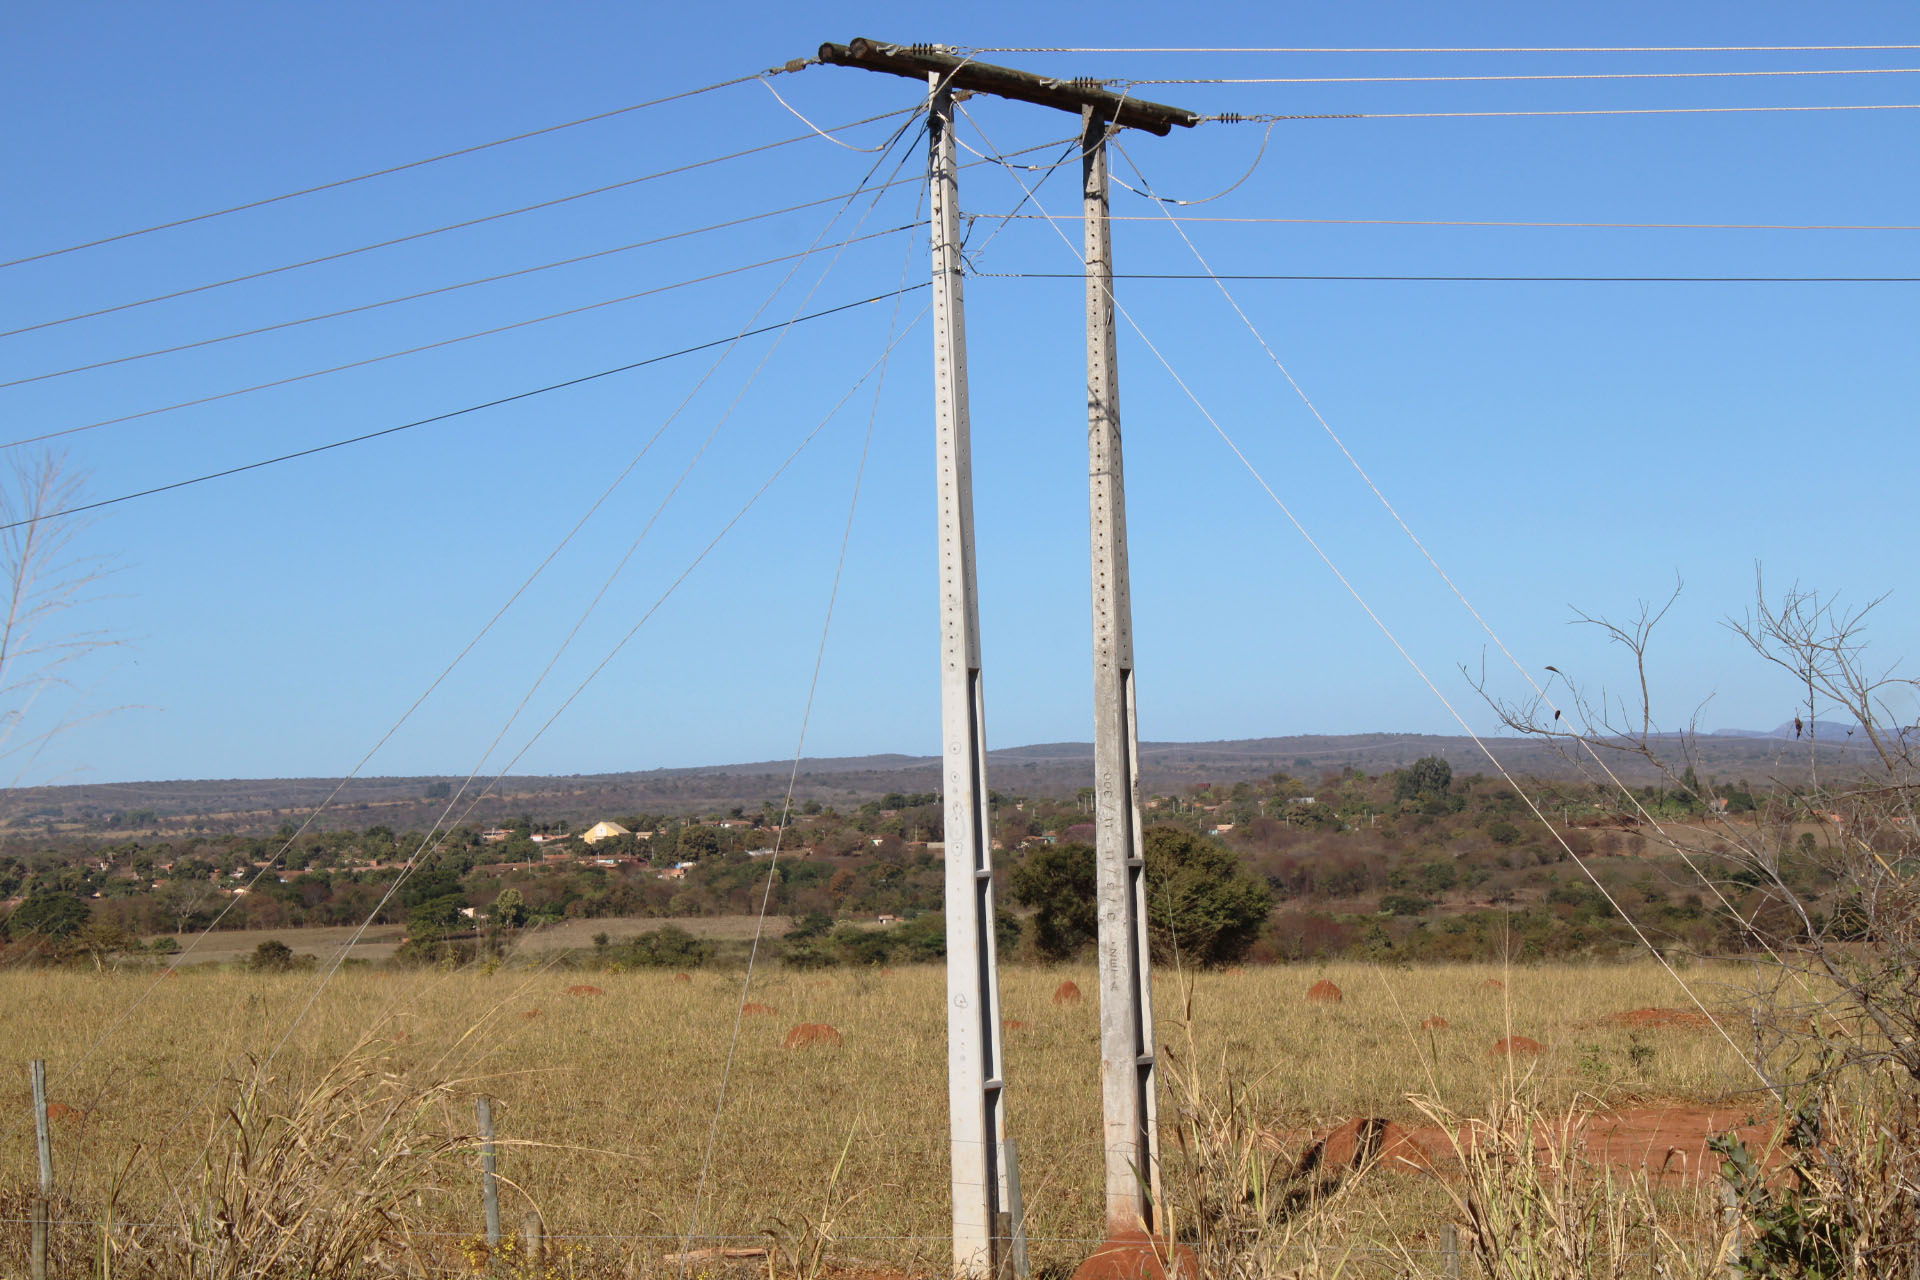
0,755 -> 1850,972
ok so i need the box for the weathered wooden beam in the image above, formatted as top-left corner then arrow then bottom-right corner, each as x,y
817,40 -> 1198,136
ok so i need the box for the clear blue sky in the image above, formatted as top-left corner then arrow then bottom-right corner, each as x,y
2,2 -> 1916,786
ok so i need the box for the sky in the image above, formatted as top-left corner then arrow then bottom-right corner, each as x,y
1,1 -> 1916,787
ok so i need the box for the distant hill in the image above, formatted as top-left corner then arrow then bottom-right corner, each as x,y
0,730 -> 1864,841
1713,720 -> 1878,741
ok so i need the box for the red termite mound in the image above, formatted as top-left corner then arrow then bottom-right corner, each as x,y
1310,1116 -> 1431,1173
520,1008 -> 543,1019
674,972 -> 691,984
741,1002 -> 776,1016
1306,979 -> 1343,1004
1421,1016 -> 1449,1031
45,1102 -> 86,1124
565,984 -> 606,997
1069,1228 -> 1199,1280
1053,980 -> 1083,1006
1491,1035 -> 1545,1058
1482,978 -> 1506,990
784,1023 -> 842,1049
1003,1019 -> 1029,1032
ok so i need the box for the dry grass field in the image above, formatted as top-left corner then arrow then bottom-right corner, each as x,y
0,958 -> 1765,1277
159,915 -> 795,966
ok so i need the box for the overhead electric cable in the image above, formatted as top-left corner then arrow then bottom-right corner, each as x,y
977,271 -> 1920,282
990,212 -> 1920,231
3,224 -> 914,451
3,137 -> 1073,389
0,286 -> 925,531
970,43 -> 1920,54
0,105 -> 919,340
0,68 -> 793,270
4,183 -> 928,389
1211,102 -> 1920,121
1130,65 -> 1920,85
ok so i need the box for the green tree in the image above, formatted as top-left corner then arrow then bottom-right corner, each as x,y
489,887 -> 528,928
248,938 -> 302,972
610,925 -> 715,969
1010,828 -> 1272,967
1143,825 -> 1273,966
1395,755 -> 1453,802
5,890 -> 90,940
407,894 -> 466,941
1009,844 -> 1099,960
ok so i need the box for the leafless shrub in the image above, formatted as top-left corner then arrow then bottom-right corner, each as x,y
0,449 -> 120,789
1473,571 -> 1920,1269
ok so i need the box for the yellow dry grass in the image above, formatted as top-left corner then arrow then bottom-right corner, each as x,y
0,958 -> 1762,1276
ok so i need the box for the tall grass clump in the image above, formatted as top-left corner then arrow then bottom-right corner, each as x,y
117,1044 -> 473,1279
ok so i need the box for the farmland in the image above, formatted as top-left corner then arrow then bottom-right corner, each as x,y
0,959 -> 1763,1277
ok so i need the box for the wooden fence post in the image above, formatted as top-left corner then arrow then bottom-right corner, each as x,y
1720,1179 -> 1743,1278
476,1095 -> 501,1248
520,1210 -> 545,1268
1441,1222 -> 1460,1278
30,1059 -> 51,1280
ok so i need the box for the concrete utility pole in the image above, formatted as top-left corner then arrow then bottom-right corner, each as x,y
816,36 -> 1196,1273
928,74 -> 1013,1280
1082,107 -> 1161,1235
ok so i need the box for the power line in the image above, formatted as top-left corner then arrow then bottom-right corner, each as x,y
5,137 -> 1073,389
1210,101 -> 1920,121
0,285 -> 927,531
976,271 -> 1920,282
4,183 -> 925,390
1132,65 -> 1920,85
0,105 -> 919,340
4,224 -> 915,450
987,212 -> 1920,231
0,68 -> 799,270
970,43 -> 1920,54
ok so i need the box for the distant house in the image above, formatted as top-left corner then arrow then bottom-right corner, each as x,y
480,829 -> 511,844
581,820 -> 631,845
1209,823 -> 1235,836
529,833 -> 569,845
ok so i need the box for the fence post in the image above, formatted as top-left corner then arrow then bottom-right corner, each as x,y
1720,1179 -> 1743,1278
520,1210 -> 545,1268
30,1059 -> 51,1280
996,1138 -> 1029,1280
1441,1222 -> 1460,1278
476,1096 -> 501,1248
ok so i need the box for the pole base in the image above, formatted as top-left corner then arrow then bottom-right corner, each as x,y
1068,1230 -> 1197,1280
